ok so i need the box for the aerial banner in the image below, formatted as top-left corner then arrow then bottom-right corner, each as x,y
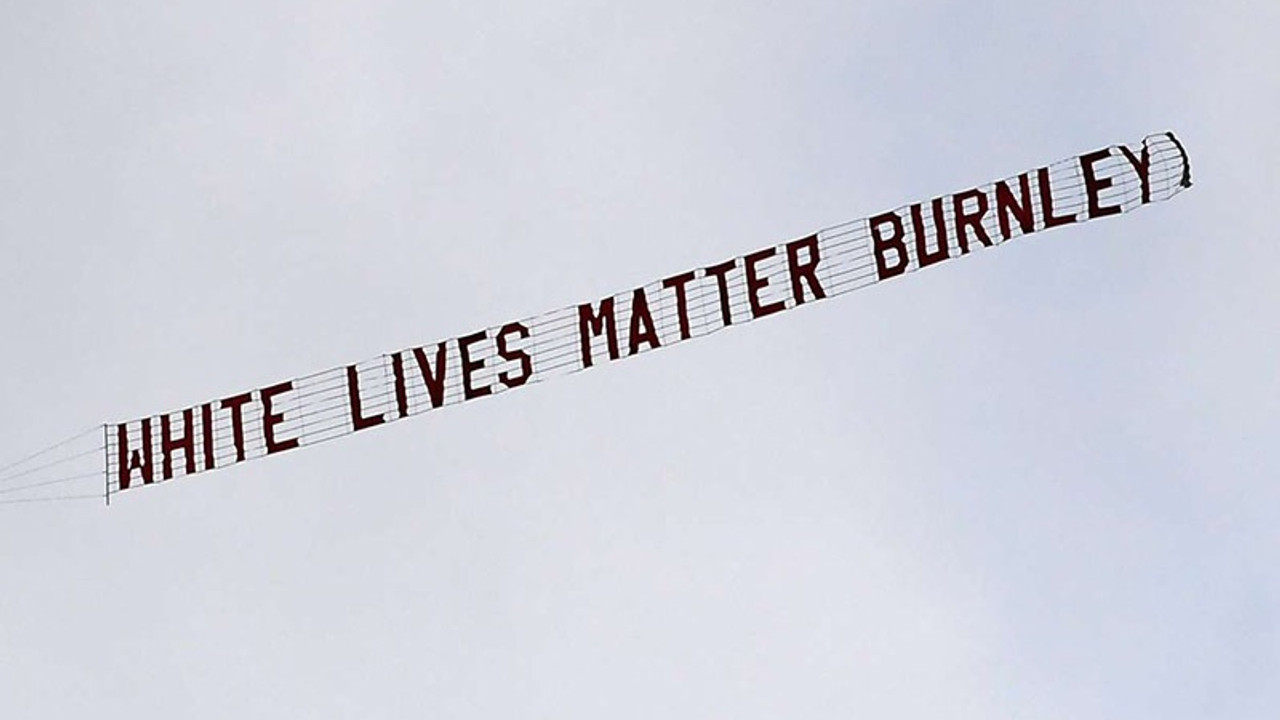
0,131 -> 1194,504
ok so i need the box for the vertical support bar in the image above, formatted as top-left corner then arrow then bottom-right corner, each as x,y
103,423 -> 110,507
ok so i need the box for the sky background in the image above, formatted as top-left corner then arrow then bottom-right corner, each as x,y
1,1 -> 1277,717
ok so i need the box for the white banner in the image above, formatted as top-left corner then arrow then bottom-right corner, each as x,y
104,132 -> 1192,496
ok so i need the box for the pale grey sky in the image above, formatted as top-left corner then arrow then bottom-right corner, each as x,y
1,1 -> 1276,718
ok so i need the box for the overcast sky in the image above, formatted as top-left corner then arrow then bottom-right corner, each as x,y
1,1 -> 1277,718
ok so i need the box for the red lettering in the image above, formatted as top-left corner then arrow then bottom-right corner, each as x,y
260,381 -> 299,455
785,234 -> 826,305
392,352 -> 409,418
743,248 -> 785,319
995,174 -> 1034,240
412,343 -> 449,409
220,392 -> 253,462
661,271 -> 696,340
952,189 -> 991,254
627,288 -> 661,355
160,408 -> 196,480
497,323 -> 533,389
870,211 -> 908,280
910,201 -> 949,269
1037,166 -> 1076,229
458,331 -> 492,400
200,403 -> 215,471
345,365 -> 385,432
703,260 -> 736,326
116,420 -> 153,491
578,298 -> 619,368
1079,149 -> 1122,219
1119,143 -> 1152,204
